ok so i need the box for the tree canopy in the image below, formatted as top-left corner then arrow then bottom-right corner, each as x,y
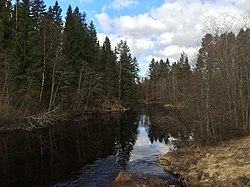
0,0 -> 139,115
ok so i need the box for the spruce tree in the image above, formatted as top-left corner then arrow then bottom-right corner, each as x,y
12,0 -> 47,110
13,0 -> 34,89
0,0 -> 13,98
62,6 -> 85,90
31,0 -> 46,29
100,36 -> 119,99
85,20 -> 100,71
0,0 -> 13,51
149,58 -> 156,80
116,40 -> 138,107
30,0 -> 46,103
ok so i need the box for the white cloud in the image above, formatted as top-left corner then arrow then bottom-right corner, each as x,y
217,0 -> 250,10
96,0 -> 250,75
154,45 -> 198,63
126,38 -> 155,57
95,13 -> 113,33
97,33 -> 107,46
109,0 -> 139,10
113,14 -> 166,38
159,32 -> 174,44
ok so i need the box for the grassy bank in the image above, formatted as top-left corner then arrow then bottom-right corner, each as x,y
159,136 -> 250,186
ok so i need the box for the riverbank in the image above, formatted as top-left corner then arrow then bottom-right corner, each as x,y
159,135 -> 250,186
0,108 -> 128,132
0,99 -> 130,132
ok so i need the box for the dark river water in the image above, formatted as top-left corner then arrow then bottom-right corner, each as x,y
0,104 -> 177,187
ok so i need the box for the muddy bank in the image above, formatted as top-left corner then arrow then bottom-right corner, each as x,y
159,136 -> 250,186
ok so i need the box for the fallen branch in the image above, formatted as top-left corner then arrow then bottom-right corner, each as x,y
28,110 -> 57,128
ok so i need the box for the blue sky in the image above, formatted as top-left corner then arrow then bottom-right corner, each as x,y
44,0 -> 165,30
44,0 -> 250,76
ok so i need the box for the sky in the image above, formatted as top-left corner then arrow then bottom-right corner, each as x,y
44,0 -> 250,76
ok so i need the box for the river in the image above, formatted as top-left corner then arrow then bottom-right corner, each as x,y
0,104 -> 178,187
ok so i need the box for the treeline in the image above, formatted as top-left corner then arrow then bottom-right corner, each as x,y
139,52 -> 191,104
140,29 -> 250,144
0,0 -> 138,116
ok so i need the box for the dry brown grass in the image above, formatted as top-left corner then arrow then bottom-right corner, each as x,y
160,136 -> 250,186
112,171 -> 169,187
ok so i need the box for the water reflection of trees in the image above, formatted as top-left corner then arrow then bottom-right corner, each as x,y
115,111 -> 139,167
145,101 -> 249,146
146,104 -> 192,147
0,112 -> 138,187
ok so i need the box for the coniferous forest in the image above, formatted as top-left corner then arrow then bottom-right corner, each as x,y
1,1 -> 250,186
0,0 -> 139,118
1,0 -> 250,145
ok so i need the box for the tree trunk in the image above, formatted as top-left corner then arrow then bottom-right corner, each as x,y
39,33 -> 46,103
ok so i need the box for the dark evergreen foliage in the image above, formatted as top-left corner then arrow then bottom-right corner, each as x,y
100,36 -> 119,99
116,40 -> 139,107
145,54 -> 190,103
0,1 -> 138,114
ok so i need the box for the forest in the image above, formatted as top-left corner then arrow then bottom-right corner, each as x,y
1,0 -> 250,144
0,0 -> 139,119
139,30 -> 250,144
1,1 -> 250,186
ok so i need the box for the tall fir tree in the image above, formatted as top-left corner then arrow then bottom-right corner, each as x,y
0,0 -> 13,98
100,36 -> 119,99
62,6 -> 85,90
116,40 -> 139,107
85,20 -> 100,71
0,1 -> 139,114
31,0 -> 46,29
13,0 -> 34,89
30,0 -> 46,103
0,0 -> 13,51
